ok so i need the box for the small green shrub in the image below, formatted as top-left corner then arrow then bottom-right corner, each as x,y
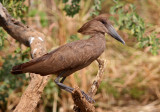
110,0 -> 159,55
63,0 -> 81,17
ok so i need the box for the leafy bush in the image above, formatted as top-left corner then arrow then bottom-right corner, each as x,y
110,1 -> 159,55
0,54 -> 28,111
0,0 -> 28,21
90,0 -> 104,16
0,0 -> 28,49
63,0 -> 81,17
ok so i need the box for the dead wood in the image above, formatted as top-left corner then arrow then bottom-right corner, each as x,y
0,3 -> 49,112
72,59 -> 106,112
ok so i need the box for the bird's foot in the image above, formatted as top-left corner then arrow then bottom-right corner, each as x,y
81,91 -> 95,103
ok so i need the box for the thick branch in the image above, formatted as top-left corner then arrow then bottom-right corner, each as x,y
72,59 -> 106,112
0,2 -> 49,112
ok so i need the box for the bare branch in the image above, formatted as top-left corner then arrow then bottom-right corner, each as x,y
72,87 -> 95,112
0,2 -> 50,112
72,59 -> 106,112
88,59 -> 106,97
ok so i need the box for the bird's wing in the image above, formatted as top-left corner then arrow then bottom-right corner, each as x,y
13,39 -> 96,75
11,47 -> 59,75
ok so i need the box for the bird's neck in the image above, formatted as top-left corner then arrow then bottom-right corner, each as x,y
90,32 -> 105,41
87,32 -> 106,57
87,32 -> 106,49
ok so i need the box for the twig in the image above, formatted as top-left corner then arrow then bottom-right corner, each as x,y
72,58 -> 106,112
0,2 -> 49,112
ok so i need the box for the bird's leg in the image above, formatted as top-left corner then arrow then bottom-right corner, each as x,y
54,73 -> 95,103
60,76 -> 66,83
54,74 -> 74,93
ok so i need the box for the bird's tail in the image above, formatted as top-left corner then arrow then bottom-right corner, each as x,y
11,64 -> 24,75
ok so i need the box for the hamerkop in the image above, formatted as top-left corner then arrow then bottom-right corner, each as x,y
11,14 -> 125,103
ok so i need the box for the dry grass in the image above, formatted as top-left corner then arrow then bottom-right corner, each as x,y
0,0 -> 160,112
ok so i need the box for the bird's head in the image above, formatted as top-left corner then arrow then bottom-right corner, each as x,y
78,14 -> 125,44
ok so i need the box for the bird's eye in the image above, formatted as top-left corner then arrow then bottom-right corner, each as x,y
100,20 -> 106,24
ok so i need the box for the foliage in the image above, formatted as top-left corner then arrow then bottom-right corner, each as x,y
14,47 -> 30,61
110,1 -> 160,55
90,0 -> 104,16
0,28 -> 6,50
44,78 -> 58,99
39,11 -> 48,27
28,9 -> 48,27
0,54 -> 28,110
63,0 -> 81,17
43,78 -> 58,111
62,0 -> 104,17
0,0 -> 28,20
0,0 -> 28,49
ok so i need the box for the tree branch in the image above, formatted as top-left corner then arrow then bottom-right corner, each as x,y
0,2 -> 50,112
72,59 -> 106,112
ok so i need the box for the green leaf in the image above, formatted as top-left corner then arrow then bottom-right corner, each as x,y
110,2 -> 159,55
62,0 -> 68,3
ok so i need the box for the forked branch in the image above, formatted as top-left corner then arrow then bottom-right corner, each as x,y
72,59 -> 106,112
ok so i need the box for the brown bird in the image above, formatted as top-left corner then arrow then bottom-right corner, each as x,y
11,14 -> 125,103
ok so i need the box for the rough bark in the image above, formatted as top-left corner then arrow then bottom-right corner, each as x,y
0,3 -> 49,112
72,59 -> 106,112
72,87 -> 96,112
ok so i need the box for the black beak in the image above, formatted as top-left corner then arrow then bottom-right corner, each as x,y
106,25 -> 125,44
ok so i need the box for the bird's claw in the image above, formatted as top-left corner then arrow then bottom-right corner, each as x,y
81,91 -> 95,103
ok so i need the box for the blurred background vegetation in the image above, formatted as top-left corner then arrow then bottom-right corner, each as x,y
0,0 -> 160,112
